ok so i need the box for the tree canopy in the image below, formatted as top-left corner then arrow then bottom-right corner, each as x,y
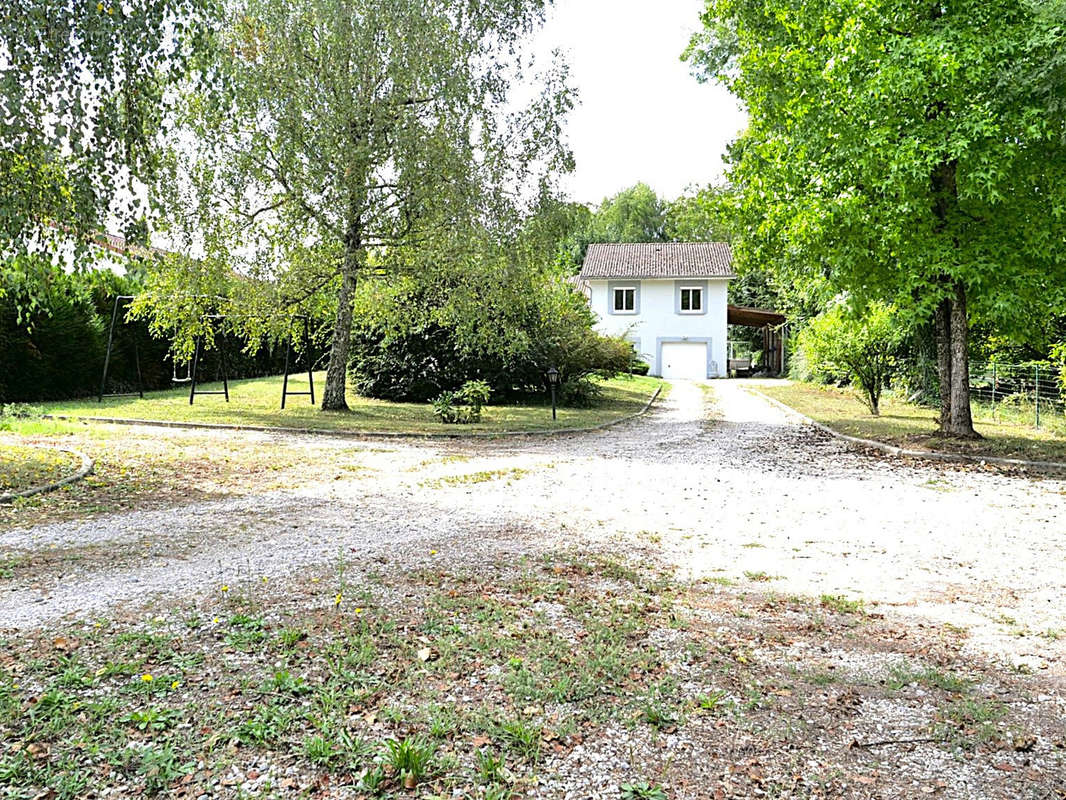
135,0 -> 573,410
0,0 -> 215,320
685,0 -> 1066,435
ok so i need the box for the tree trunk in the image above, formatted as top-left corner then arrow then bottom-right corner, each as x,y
934,297 -> 953,428
944,281 -> 978,438
321,249 -> 362,411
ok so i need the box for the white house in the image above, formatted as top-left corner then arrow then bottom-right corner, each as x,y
577,242 -> 734,380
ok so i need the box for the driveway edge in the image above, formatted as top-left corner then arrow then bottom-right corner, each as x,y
42,385 -> 663,442
0,448 -> 95,504
745,387 -> 1066,475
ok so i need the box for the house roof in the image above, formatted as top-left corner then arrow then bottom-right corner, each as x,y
579,242 -> 734,280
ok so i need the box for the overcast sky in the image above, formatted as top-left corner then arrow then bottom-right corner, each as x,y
531,0 -> 747,206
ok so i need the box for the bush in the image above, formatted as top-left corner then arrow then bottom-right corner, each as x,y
794,302 -> 906,415
630,360 -> 650,376
349,280 -> 632,406
432,380 -> 491,424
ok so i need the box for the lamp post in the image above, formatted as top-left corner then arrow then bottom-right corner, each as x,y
547,366 -> 559,421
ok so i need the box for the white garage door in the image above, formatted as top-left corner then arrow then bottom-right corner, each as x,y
660,342 -> 708,380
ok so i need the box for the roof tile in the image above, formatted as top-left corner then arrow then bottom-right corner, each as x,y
579,242 -> 734,279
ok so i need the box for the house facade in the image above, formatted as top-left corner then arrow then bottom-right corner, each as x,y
577,242 -> 733,380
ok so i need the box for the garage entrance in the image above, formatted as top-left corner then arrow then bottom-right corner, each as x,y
660,341 -> 708,380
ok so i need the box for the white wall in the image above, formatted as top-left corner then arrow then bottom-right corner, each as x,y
587,278 -> 729,377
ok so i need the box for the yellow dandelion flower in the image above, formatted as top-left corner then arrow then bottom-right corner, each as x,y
334,592 -> 343,606
141,673 -> 153,682
213,617 -> 220,624
170,680 -> 180,689
221,585 -> 230,593
430,549 -> 438,555
354,607 -> 364,615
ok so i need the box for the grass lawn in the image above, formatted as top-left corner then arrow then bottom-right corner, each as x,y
41,372 -> 662,435
0,445 -> 81,496
757,380 -> 1066,463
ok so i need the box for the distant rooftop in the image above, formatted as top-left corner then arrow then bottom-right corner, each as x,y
579,242 -> 734,280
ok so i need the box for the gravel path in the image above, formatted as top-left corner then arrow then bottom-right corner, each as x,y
4,380 -> 1066,673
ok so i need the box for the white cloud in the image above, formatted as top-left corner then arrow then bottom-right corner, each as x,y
531,0 -> 747,205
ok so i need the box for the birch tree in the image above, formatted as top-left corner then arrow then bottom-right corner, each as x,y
141,0 -> 573,410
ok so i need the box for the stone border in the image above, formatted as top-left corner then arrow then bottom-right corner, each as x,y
42,385 -> 663,442
0,447 -> 95,504
745,386 -> 1066,475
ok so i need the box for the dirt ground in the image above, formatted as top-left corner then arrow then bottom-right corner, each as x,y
1,381 -> 1064,798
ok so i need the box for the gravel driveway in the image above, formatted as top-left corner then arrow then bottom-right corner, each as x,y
4,380 -> 1065,674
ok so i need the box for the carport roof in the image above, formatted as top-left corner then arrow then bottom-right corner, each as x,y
728,305 -> 786,326
579,242 -> 734,279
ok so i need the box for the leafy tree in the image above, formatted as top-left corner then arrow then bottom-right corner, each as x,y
136,0 -> 572,410
796,303 -> 906,416
0,0 -> 216,320
348,207 -> 632,405
664,183 -> 736,243
685,0 -> 1066,437
591,183 -> 668,243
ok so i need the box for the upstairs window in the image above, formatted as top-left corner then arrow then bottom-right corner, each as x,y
613,286 -> 636,313
679,286 -> 703,313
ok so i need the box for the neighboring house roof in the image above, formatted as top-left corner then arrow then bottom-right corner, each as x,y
94,231 -> 172,260
579,242 -> 734,280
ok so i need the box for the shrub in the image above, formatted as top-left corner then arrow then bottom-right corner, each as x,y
794,302 -> 906,415
432,380 -> 491,424
630,360 -> 651,376
350,280 -> 632,406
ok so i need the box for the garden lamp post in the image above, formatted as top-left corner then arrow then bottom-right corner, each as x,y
547,366 -> 559,420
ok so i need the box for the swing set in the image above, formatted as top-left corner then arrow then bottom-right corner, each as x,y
98,295 -> 317,408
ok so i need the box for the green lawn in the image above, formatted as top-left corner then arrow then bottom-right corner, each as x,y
41,372 -> 663,435
0,445 -> 81,496
757,380 -> 1066,464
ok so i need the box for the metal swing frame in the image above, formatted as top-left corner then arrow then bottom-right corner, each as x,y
98,295 -> 145,402
281,315 -> 316,409
186,316 -> 231,405
98,294 -> 316,408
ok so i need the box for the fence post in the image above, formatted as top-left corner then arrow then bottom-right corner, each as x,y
1035,364 -> 1041,429
991,363 -> 997,417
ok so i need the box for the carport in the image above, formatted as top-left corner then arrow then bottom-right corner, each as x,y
727,305 -> 787,376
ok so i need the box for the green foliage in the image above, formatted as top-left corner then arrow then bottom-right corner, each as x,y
620,781 -> 669,800
138,0 -> 573,410
349,275 -> 632,406
591,183 -> 667,243
432,380 -> 491,424
136,744 -> 193,795
686,0 -> 1066,337
1052,342 -> 1066,393
795,304 -> 906,415
0,0 -> 217,320
380,736 -> 436,785
686,0 -> 1066,434
664,183 -> 736,244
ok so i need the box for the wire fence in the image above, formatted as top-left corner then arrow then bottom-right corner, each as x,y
967,361 -> 1065,433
